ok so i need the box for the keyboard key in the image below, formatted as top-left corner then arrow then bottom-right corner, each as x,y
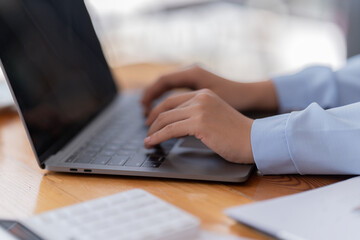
65,155 -> 76,163
97,150 -> 116,157
147,154 -> 165,163
116,149 -> 135,156
91,156 -> 111,165
142,161 -> 161,168
107,155 -> 129,166
83,150 -> 98,157
121,143 -> 139,151
104,144 -> 119,151
89,140 -> 107,147
124,157 -> 146,167
85,145 -> 102,152
128,139 -> 143,145
74,155 -> 93,164
111,139 -> 125,145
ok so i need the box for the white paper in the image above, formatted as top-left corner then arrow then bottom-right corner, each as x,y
225,176 -> 360,240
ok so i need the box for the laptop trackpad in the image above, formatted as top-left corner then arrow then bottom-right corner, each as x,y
164,136 -> 248,177
178,136 -> 210,150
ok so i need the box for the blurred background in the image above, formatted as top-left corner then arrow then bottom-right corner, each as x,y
84,0 -> 359,82
1,0 -> 360,90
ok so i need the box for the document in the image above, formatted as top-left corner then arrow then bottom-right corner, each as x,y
225,176 -> 360,240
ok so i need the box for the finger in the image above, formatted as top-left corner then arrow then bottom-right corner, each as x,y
144,119 -> 195,148
147,106 -> 193,136
146,92 -> 195,126
141,68 -> 196,111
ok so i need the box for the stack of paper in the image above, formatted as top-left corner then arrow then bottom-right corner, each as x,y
225,177 -> 360,240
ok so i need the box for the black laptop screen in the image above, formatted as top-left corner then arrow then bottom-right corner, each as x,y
0,0 -> 118,167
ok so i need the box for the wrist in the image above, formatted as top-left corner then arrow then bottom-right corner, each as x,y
241,80 -> 279,112
244,117 -> 255,164
231,114 -> 255,164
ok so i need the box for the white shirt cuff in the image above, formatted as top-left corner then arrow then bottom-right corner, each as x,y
251,114 -> 299,174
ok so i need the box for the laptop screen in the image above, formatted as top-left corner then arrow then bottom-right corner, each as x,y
0,0 -> 118,167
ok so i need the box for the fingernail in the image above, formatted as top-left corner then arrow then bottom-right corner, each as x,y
144,136 -> 151,144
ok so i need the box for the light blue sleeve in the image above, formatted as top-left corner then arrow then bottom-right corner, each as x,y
251,102 -> 360,175
272,55 -> 360,112
251,55 -> 360,175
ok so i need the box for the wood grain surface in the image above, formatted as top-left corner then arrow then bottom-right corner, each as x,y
0,63 -> 348,240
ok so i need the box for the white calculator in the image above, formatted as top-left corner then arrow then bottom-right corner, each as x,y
0,189 -> 200,240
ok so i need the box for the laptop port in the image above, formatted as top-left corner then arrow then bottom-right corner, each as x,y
84,169 -> 92,173
70,168 -> 78,172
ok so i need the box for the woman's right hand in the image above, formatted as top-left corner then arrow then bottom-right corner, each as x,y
141,65 -> 278,115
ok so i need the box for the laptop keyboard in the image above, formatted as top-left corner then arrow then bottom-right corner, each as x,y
65,100 -> 177,168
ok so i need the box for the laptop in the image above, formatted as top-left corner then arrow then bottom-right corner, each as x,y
0,0 -> 253,182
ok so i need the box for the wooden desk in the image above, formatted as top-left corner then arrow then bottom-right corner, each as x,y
0,63 -> 348,239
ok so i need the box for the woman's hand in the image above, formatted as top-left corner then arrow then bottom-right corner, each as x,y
141,65 -> 278,115
144,89 -> 255,164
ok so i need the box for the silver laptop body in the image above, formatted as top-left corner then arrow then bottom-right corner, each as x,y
0,0 -> 253,182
